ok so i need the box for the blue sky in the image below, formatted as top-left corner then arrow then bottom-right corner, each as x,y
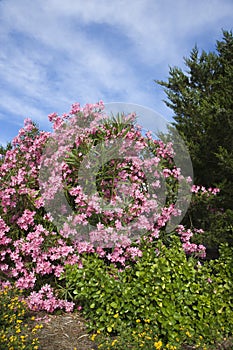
0,0 -> 232,146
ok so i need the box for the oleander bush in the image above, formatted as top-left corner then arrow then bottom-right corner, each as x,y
0,101 -> 211,312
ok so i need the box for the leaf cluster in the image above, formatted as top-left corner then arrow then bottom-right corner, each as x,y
59,238 -> 233,348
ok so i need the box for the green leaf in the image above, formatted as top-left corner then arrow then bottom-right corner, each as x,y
110,302 -> 118,309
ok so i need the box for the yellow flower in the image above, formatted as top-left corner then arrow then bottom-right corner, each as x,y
111,339 -> 118,346
32,324 -> 43,333
145,319 -> 151,323
113,313 -> 119,318
136,319 -> 141,323
9,335 -> 17,343
91,333 -> 97,341
154,340 -> 163,349
186,331 -> 191,338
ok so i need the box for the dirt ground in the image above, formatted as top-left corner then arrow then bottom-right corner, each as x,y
33,311 -> 97,350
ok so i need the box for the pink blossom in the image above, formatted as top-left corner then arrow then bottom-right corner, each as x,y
17,209 -> 36,231
16,271 -> 36,289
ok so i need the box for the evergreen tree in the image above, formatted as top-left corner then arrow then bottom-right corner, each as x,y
156,30 -> 233,248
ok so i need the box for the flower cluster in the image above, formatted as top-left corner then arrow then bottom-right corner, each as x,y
0,119 -> 80,311
39,102 -> 189,254
0,215 -> 79,311
191,185 -> 220,196
27,284 -> 74,313
176,225 -> 206,258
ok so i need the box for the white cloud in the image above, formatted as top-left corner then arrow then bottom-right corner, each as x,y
36,0 -> 233,63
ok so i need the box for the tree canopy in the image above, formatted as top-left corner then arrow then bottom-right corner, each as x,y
156,30 -> 233,247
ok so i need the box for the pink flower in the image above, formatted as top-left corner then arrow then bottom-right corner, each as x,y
54,265 -> 64,277
17,210 -> 36,231
16,272 -> 36,289
191,185 -> 200,193
26,285 -> 75,312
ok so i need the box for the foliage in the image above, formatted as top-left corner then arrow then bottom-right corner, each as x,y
156,30 -> 233,247
0,285 -> 42,350
185,193 -> 233,248
0,101 -> 211,312
60,237 -> 233,349
0,142 -> 12,167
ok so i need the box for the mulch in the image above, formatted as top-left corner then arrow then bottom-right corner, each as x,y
31,311 -> 97,350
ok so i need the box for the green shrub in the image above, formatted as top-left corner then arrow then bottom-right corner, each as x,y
60,237 -> 233,349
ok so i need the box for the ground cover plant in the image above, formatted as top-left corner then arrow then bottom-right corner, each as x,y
0,101 -> 232,349
0,285 -> 42,350
61,238 -> 233,349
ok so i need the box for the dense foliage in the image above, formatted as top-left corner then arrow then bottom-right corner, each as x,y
156,30 -> 233,248
61,238 -> 233,349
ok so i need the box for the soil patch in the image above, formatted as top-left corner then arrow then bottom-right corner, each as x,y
32,311 -> 97,350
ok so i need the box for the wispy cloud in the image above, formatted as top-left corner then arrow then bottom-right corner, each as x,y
0,0 -> 232,144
